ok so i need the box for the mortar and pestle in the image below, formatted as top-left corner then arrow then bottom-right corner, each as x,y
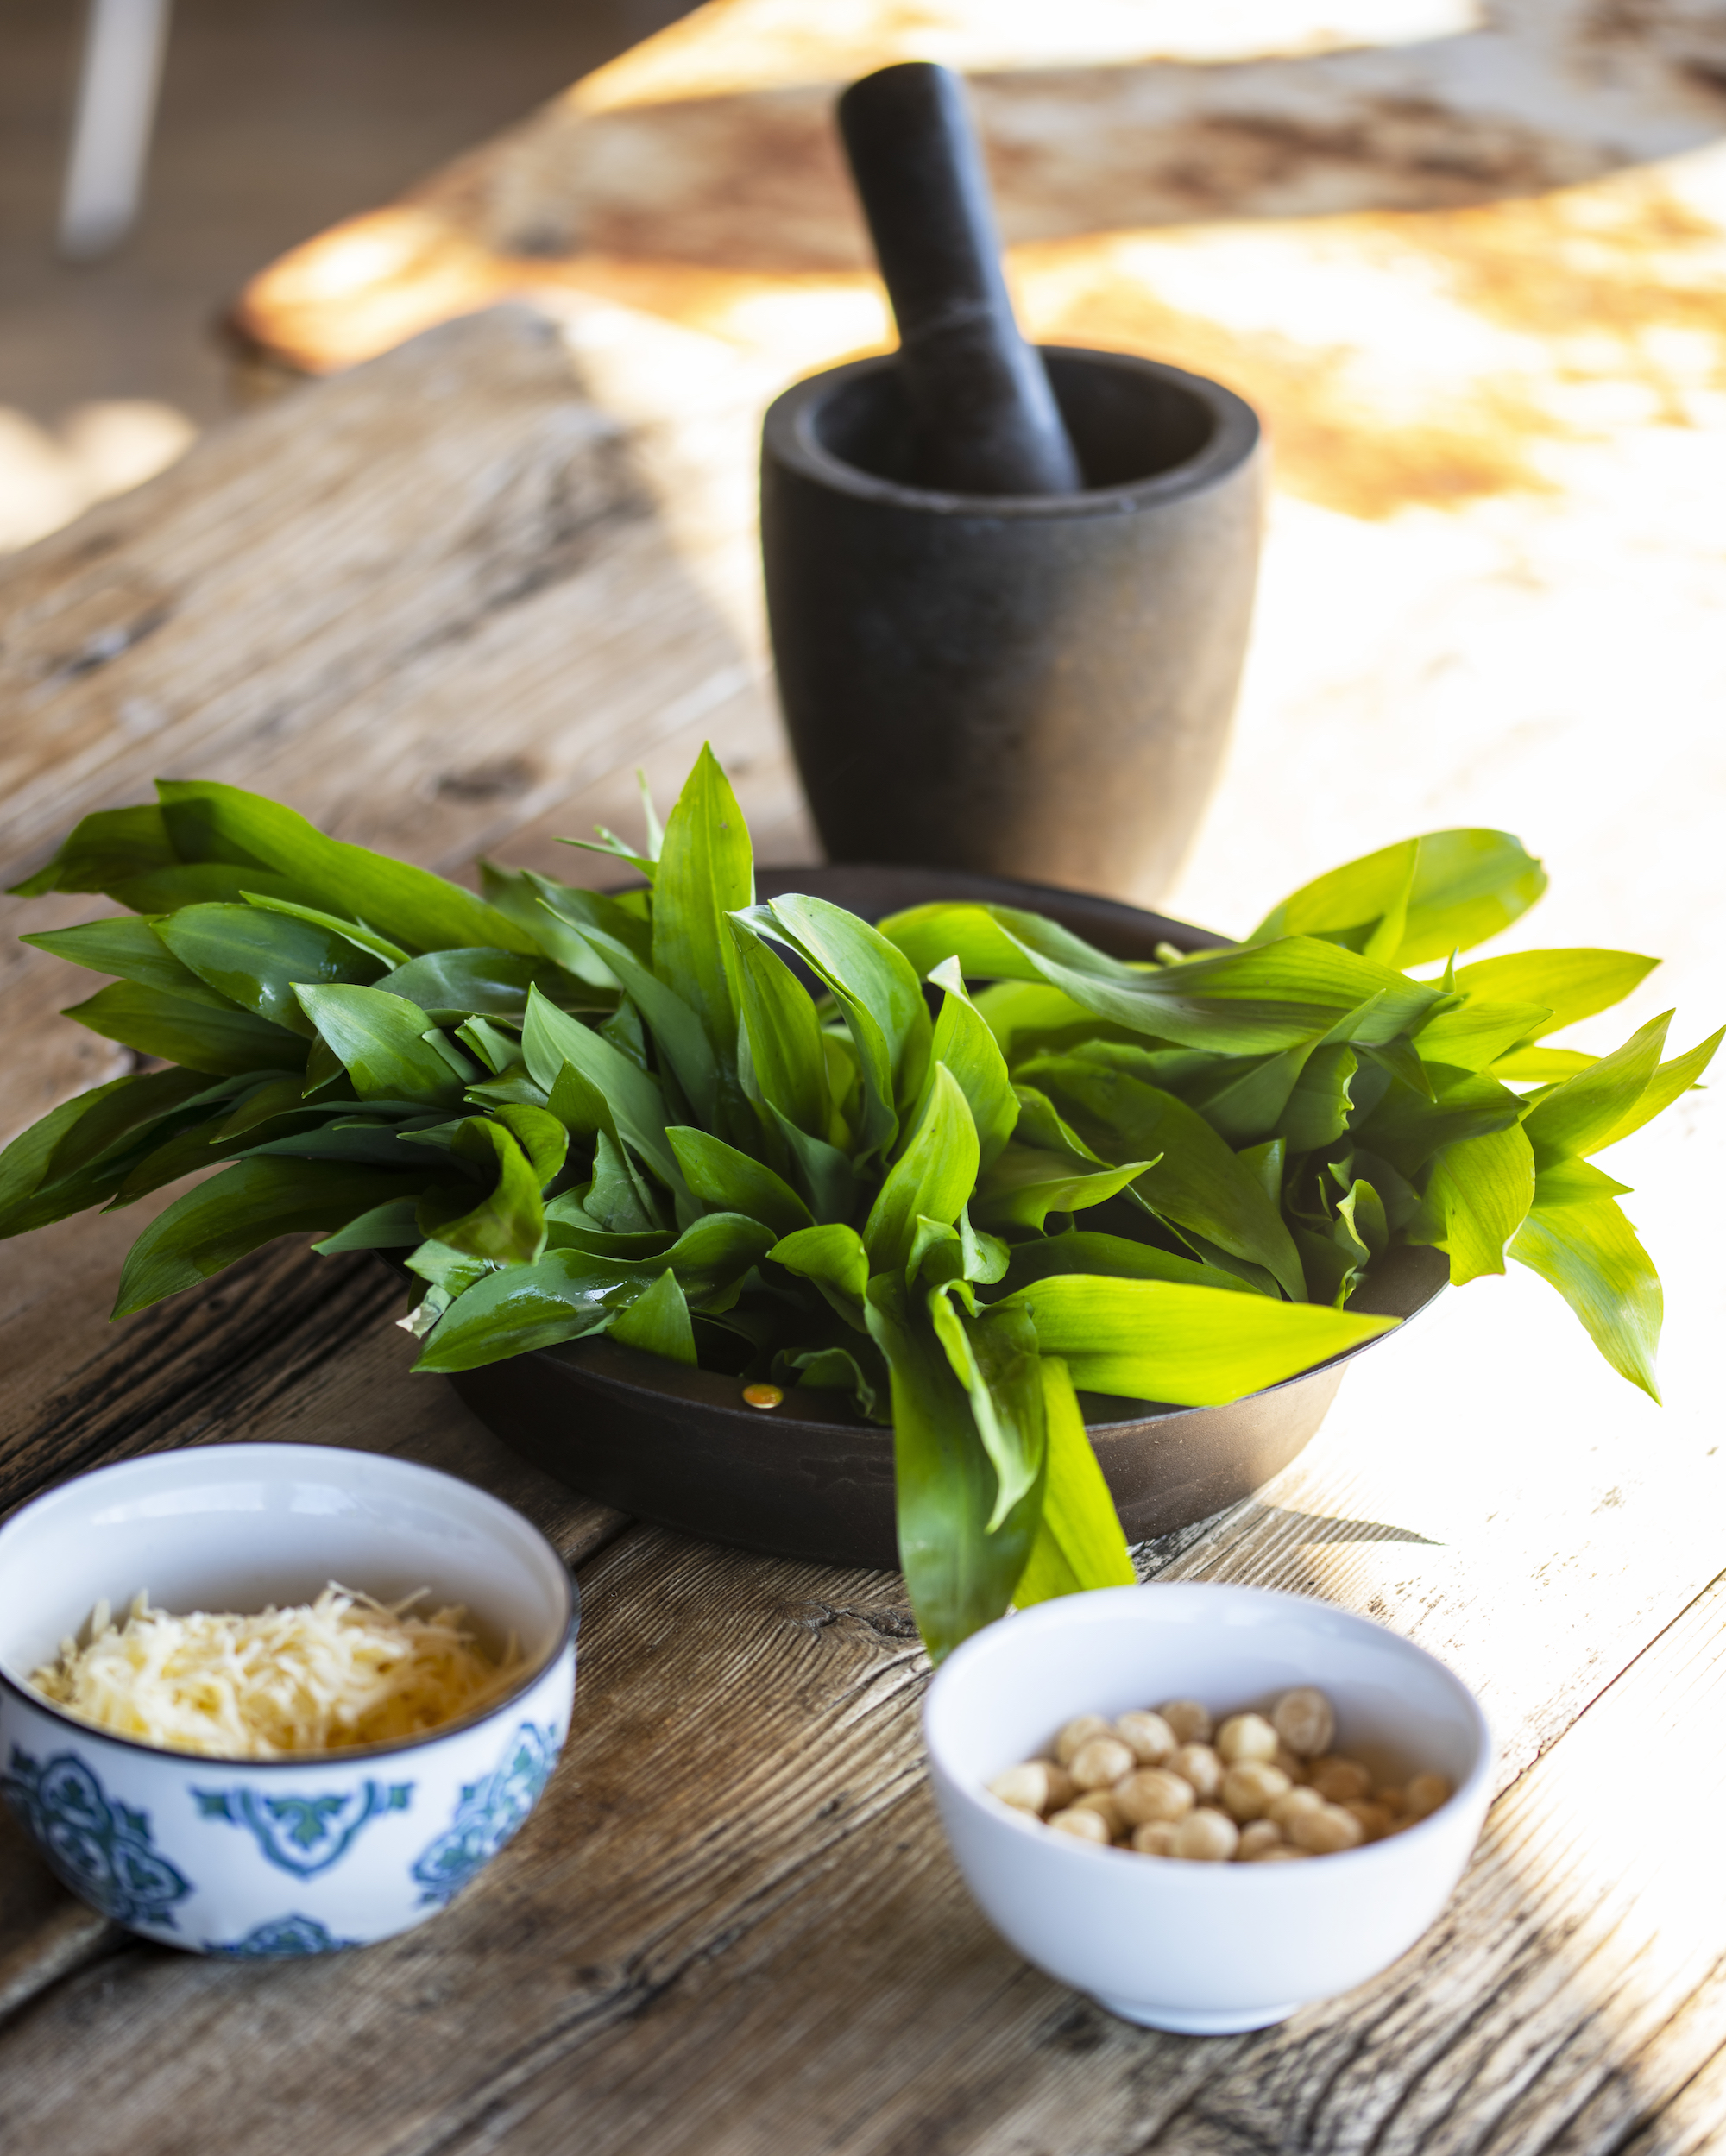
760,63 -> 1264,900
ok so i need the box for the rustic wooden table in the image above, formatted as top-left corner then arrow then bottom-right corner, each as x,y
3,3 -> 1726,2149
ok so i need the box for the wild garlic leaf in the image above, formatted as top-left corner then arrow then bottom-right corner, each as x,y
922,958 -> 1018,1172
1011,1357 -> 1137,1604
156,779 -> 535,956
729,918 -> 831,1144
866,1274 -> 1044,1664
23,917 -> 233,1007
1420,1122 -> 1537,1283
668,1126 -> 812,1237
1250,829 -> 1547,967
652,745 -> 753,1071
1003,1231 -> 1260,1296
864,1064 -> 979,1279
294,986 -> 467,1106
1412,999 -> 1555,1074
609,1270 -> 696,1365
1587,1024 -> 1723,1153
113,1158 -> 425,1315
561,921 -> 718,1128
769,1221 -> 869,1328
929,1285 -> 1046,1531
9,804 -> 180,898
159,904 -> 384,1035
375,949 -> 566,1024
1511,1196 -> 1662,1401
1521,1012 -> 1672,1165
1449,948 -> 1659,1036
64,981 -> 306,1080
521,984 -> 679,1192
998,1276 -> 1395,1404
971,1144 -> 1152,1232
238,893 -> 409,967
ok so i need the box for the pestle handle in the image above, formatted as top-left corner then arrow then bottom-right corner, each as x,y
837,62 -> 1083,496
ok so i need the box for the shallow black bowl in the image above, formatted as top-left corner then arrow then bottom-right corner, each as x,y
443,865 -> 1447,1570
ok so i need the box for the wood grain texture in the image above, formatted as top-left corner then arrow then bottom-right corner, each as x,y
2,1530 -> 1723,2155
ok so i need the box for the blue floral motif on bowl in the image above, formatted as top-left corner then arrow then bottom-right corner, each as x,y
192,1780 -> 413,1878
411,1721 -> 559,1906
205,1913 -> 362,1957
1,1745 -> 192,1930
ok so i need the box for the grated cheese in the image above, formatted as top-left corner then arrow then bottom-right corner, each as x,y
28,1584 -> 527,1760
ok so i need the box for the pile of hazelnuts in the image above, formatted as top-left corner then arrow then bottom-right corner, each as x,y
986,1687 -> 1452,1862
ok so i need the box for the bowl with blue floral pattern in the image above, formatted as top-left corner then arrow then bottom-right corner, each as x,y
0,1442 -> 576,1959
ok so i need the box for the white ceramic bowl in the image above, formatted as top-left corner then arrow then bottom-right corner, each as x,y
0,1443 -> 576,1959
923,1583 -> 1492,2033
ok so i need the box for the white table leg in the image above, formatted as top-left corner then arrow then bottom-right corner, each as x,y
58,0 -> 173,261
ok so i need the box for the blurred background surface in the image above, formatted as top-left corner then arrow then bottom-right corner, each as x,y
0,0 -> 695,549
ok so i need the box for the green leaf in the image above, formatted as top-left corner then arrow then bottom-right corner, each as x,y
1353,1063 -> 1525,1176
1028,1061 -> 1306,1302
1276,1044 -> 1357,1154
765,1104 -> 859,1225
745,894 -> 931,1154
375,949 -> 564,1023
1521,1012 -> 1670,1164
929,1285 -> 1046,1530
312,1198 -> 425,1251
769,1222 -> 869,1328
609,1268 -> 696,1365
778,1342 -> 885,1420
520,984 -> 678,1191
477,862 -> 622,984
652,745 -> 752,1070
1412,999 -> 1554,1073
293,985 -> 467,1106
1492,1045 -> 1599,1083
1511,1197 -> 1661,1400
1533,1157 -> 1633,1207
971,979 -> 1127,1063
1335,1176 -> 1388,1260
1450,949 -> 1659,1036
1420,1122 -> 1536,1284
559,921 -> 718,1127
1590,1025 -> 1723,1152
420,1120 -> 547,1265
863,1064 -> 979,1278
239,893 -> 409,966
730,920 -> 830,1142
1250,829 -> 1547,966
9,804 -> 179,898
923,959 -> 1018,1172
866,1275 -> 1042,1663
998,1275 -> 1395,1404
583,1129 -> 661,1233
63,981 -> 306,1078
155,779 -> 535,955
110,866 -> 304,914
526,875 -> 654,969
157,904 -> 383,1035
1238,1137 -> 1284,1209
0,1069 -> 221,1235
1012,1358 -> 1137,1604
22,917 -> 232,1006
113,1158 -> 425,1314
971,1144 -> 1152,1232
412,1246 -> 629,1369
1186,1043 -> 1310,1146
885,903 -> 1440,1052
489,1104 -> 569,1189
668,1127 -> 812,1237
1004,1231 -> 1260,1296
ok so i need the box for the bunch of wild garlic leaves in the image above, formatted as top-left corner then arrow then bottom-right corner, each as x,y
3,749 -> 1717,1656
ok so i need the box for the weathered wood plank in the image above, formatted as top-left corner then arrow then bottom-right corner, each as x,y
2,1529 -> 1723,2154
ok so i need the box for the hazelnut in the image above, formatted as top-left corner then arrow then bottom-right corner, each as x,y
1169,1743 -> 1221,1800
1236,1819 -> 1283,1860
1245,1844 -> 1311,1862
1068,1736 -> 1136,1791
1115,1709 -> 1176,1767
1048,1807 -> 1111,1844
1403,1772 -> 1452,1819
1131,1820 -> 1179,1857
1215,1712 -> 1279,1765
1271,1686 -> 1336,1758
1220,1761 -> 1292,1822
1115,1768 -> 1196,1826
1273,1743 -> 1310,1784
987,1763 -> 1052,1813
1309,1756 -> 1372,1803
1158,1699 -> 1213,1745
1054,1714 -> 1114,1766
1170,1808 -> 1239,1863
1070,1789 -> 1129,1838
1268,1786 -> 1325,1830
1342,1799 -> 1395,1842
1287,1803 -> 1366,1855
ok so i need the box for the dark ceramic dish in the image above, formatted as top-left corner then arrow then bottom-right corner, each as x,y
440,865 -> 1446,1571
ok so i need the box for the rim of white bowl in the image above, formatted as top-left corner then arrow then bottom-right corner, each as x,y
923,1581 -> 1494,1870
0,1442 -> 578,1768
